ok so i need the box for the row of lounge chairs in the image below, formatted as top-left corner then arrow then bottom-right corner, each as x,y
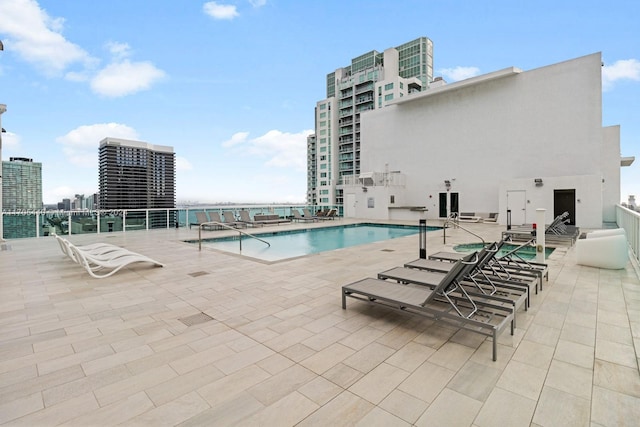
191,209 -> 338,229
502,211 -> 580,246
53,234 -> 163,279
342,239 -> 549,361
291,208 -> 338,222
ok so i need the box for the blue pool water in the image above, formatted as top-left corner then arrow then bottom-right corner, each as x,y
453,242 -> 554,260
192,223 -> 439,262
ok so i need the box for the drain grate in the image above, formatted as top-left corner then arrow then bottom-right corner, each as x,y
381,249 -> 395,252
188,271 -> 210,277
179,312 -> 215,326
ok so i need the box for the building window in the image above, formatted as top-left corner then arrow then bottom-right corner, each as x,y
385,94 -> 394,101
385,83 -> 394,91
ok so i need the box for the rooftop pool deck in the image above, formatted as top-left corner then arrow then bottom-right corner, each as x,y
0,218 -> 639,425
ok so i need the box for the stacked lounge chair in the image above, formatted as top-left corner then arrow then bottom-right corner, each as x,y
502,211 -> 579,246
54,234 -> 163,279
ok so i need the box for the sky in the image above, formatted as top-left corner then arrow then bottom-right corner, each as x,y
0,0 -> 639,206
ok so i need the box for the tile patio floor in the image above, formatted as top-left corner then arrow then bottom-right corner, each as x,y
0,219 -> 639,426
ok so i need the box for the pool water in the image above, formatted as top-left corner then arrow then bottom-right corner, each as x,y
192,223 -> 439,262
453,242 -> 554,260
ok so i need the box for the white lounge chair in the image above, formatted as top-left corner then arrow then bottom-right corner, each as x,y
66,241 -> 163,279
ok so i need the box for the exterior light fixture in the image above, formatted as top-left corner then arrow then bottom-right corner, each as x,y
534,178 -> 543,187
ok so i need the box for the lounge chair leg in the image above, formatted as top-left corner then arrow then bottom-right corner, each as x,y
342,291 -> 346,309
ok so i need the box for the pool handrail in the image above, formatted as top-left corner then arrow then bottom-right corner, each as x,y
198,221 -> 270,251
442,216 -> 485,245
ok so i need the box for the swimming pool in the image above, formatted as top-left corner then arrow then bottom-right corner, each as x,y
191,223 -> 439,262
453,242 -> 554,260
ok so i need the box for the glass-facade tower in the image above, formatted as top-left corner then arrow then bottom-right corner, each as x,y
2,157 -> 43,238
98,138 -> 176,228
309,37 -> 433,213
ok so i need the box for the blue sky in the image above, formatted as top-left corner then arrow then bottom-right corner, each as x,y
0,0 -> 638,205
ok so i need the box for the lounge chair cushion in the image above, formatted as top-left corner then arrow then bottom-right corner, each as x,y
576,234 -> 628,269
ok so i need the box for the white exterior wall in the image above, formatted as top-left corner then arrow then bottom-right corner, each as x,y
355,53 -> 617,228
498,175 -> 603,227
601,125 -> 621,223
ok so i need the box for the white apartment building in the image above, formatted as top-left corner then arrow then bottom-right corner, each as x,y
341,52 -> 633,229
310,37 -> 434,212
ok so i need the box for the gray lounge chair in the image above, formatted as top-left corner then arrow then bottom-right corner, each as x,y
342,254 -> 514,361
379,251 -> 528,328
222,211 -> 246,228
426,240 -> 547,291
238,210 -> 262,227
303,209 -> 318,220
292,209 -> 316,222
318,208 -> 337,220
189,211 -> 210,229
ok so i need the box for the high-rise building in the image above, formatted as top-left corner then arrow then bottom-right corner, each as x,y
99,138 -> 175,228
2,157 -> 42,238
309,37 -> 434,212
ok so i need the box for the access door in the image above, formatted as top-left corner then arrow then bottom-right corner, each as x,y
344,193 -> 356,218
438,192 -> 459,218
554,189 -> 576,225
507,190 -> 527,225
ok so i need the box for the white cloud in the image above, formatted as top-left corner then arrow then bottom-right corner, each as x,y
438,66 -> 481,82
0,0 -> 93,76
105,41 -> 132,60
56,123 -> 139,167
0,131 -> 21,152
0,1 -> 164,97
89,41 -> 165,97
249,0 -> 267,7
602,59 -> 640,90
221,131 -> 250,147
90,59 -> 166,97
221,129 -> 312,171
176,156 -> 193,172
203,2 -> 239,20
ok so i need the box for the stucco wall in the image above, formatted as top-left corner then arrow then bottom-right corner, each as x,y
356,53 -> 617,227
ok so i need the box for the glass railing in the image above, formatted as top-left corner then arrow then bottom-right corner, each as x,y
615,204 -> 640,264
1,204 -> 339,239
